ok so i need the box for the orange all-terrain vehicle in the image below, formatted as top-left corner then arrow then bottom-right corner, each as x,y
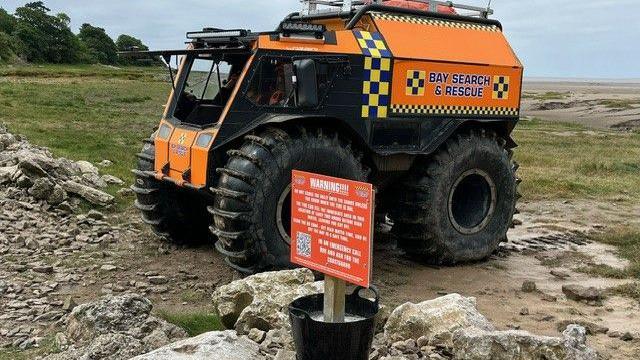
129,0 -> 523,274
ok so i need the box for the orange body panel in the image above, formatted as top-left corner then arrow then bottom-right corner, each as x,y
154,121 -> 172,172
258,31 -> 362,55
375,18 -> 521,67
392,60 -> 522,109
168,128 -> 197,172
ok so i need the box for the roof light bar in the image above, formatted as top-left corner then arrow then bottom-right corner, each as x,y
186,29 -> 248,40
281,22 -> 326,34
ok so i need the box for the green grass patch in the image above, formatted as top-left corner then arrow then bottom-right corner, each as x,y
598,99 -> 640,110
575,264 -> 630,279
513,118 -> 640,201
0,334 -> 60,360
608,282 -> 640,303
523,91 -> 570,101
157,310 -> 224,336
589,228 -> 640,279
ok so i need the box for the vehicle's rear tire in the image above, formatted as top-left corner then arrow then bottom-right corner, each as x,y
132,137 -> 213,245
391,129 -> 518,264
211,126 -> 369,273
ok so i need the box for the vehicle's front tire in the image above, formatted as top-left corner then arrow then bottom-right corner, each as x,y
132,137 -> 213,245
391,129 -> 518,264
211,126 -> 369,273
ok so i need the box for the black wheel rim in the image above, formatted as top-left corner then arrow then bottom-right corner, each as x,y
448,169 -> 496,235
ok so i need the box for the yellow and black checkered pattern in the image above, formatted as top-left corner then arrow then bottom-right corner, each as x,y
406,70 -> 426,96
492,76 -> 510,100
354,30 -> 392,118
372,13 -> 499,32
391,105 -> 519,116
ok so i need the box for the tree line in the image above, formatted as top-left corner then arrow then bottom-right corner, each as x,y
0,1 -> 155,65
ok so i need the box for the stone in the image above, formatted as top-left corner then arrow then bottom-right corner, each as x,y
148,276 -> 169,285
0,165 -> 18,184
63,296 -> 77,312
62,180 -> 114,206
557,320 -> 608,335
562,285 -> 604,303
102,174 -> 124,185
212,268 -> 322,334
521,280 -> 537,293
101,264 -> 117,272
76,160 -> 99,174
117,187 -> 134,197
131,331 -> 262,360
520,307 -> 529,316
248,328 -> 266,343
87,210 -> 106,220
47,184 -> 68,205
98,160 -> 113,167
28,177 -> 54,200
550,269 -> 570,279
452,325 -> 598,360
620,332 -> 634,341
384,294 -> 494,347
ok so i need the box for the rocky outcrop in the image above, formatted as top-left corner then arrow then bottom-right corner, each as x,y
453,325 -> 598,360
384,294 -> 495,347
0,124 -> 120,208
44,294 -> 187,360
212,268 -> 323,334
131,330 -> 262,360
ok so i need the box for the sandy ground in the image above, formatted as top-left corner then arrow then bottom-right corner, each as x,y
522,79 -> 640,130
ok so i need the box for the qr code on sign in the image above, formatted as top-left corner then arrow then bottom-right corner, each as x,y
296,232 -> 311,258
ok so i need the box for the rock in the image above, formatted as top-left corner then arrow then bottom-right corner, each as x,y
131,331 -> 262,360
0,165 -> 18,184
117,187 -> 134,197
76,160 -> 99,174
212,268 -> 322,334
101,264 -> 117,272
82,172 -> 108,188
384,294 -> 494,347
62,180 -> 114,206
18,157 -> 48,178
248,328 -> 266,343
102,174 -> 124,185
274,349 -> 297,360
519,307 -> 529,316
33,265 -> 54,274
562,285 -> 604,303
148,276 -> 169,285
63,296 -> 77,312
98,160 -> 113,167
521,280 -> 537,293
557,320 -> 608,335
28,177 -> 54,200
453,325 -> 598,360
47,184 -> 68,205
87,210 -> 106,220
608,331 -> 623,338
620,332 -> 634,341
550,269 -> 570,279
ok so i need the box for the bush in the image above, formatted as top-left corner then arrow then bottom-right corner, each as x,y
78,23 -> 117,64
0,31 -> 17,63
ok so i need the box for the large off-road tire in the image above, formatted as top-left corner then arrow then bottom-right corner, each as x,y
391,129 -> 519,264
210,127 -> 369,273
132,137 -> 213,245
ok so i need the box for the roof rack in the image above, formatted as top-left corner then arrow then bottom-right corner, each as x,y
300,0 -> 493,19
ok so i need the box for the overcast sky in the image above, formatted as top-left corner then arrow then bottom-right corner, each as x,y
2,0 -> 639,78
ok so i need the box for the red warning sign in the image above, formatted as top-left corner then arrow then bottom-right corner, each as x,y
290,170 -> 374,288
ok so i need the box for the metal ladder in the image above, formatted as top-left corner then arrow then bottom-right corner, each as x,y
300,0 -> 493,18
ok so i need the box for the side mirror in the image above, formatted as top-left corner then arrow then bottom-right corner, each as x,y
294,59 -> 319,108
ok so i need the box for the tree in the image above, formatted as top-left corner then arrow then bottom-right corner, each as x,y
13,1 -> 84,63
116,34 -> 156,66
0,8 -> 17,34
78,23 -> 117,64
0,32 -> 18,63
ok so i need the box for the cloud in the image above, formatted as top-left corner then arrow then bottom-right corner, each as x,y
2,0 -> 638,78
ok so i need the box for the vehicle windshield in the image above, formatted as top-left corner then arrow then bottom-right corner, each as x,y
171,55 -> 246,126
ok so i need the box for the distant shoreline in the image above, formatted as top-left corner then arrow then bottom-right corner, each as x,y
525,77 -> 640,84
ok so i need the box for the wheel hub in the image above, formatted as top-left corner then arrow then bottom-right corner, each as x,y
448,169 -> 496,235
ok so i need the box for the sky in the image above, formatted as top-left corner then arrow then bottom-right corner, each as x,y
2,0 -> 639,79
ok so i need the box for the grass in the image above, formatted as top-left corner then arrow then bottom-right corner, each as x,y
588,228 -> 640,279
598,99 -> 640,110
157,309 -> 224,337
608,282 -> 640,303
0,335 -> 59,360
513,117 -> 640,201
523,91 -> 570,101
0,64 -> 170,208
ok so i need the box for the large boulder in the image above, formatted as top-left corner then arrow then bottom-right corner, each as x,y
452,325 -> 598,360
45,294 -> 187,360
131,330 -> 263,360
212,268 -> 323,334
62,180 -> 114,206
384,294 -> 494,347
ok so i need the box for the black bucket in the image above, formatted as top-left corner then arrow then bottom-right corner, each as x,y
288,286 -> 380,360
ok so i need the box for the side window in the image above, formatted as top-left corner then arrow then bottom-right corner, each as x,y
247,58 -> 296,107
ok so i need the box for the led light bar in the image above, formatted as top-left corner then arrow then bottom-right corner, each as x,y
281,22 -> 326,34
186,29 -> 248,40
